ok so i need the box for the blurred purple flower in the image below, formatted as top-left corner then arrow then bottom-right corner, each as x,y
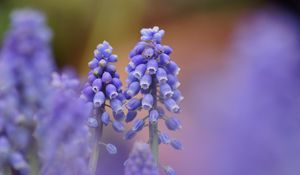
124,142 -> 159,175
35,73 -> 90,175
0,9 -> 55,174
184,7 -> 300,175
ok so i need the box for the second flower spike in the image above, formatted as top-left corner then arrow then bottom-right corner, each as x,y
80,41 -> 125,175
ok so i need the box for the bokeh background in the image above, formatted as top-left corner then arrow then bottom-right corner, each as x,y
1,0 -> 300,174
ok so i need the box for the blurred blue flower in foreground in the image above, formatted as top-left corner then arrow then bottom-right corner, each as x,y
185,8 -> 300,175
80,41 -> 125,174
35,73 -> 90,175
124,142 -> 159,175
124,26 -> 183,174
0,9 -> 55,174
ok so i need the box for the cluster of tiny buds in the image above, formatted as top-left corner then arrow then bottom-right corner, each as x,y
81,41 -> 126,154
81,41 -> 125,131
123,26 -> 183,150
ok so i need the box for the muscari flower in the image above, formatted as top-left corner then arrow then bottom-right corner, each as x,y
80,41 -> 125,175
81,41 -> 125,132
35,73 -> 91,175
0,9 -> 55,174
124,26 -> 183,174
124,142 -> 159,175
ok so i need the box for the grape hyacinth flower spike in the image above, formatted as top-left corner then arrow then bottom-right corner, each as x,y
0,9 -> 55,175
124,26 -> 183,174
35,73 -> 90,175
80,41 -> 125,174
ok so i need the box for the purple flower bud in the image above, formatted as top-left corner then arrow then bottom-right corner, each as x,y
88,73 -> 97,83
110,99 -> 123,114
114,72 -> 120,79
106,143 -> 117,154
124,130 -> 137,140
133,64 -> 146,79
87,117 -> 98,128
132,119 -> 145,132
92,79 -> 103,92
93,91 -> 105,107
158,53 -> 170,65
112,120 -> 124,132
106,84 -> 118,99
112,78 -> 122,91
126,72 -> 139,84
165,117 -> 182,131
170,139 -> 182,150
172,89 -> 184,103
126,64 -> 135,73
140,74 -> 152,89
88,58 -> 99,69
82,86 -> 94,102
143,48 -> 154,58
101,112 -> 110,126
131,44 -> 146,57
113,111 -> 125,121
147,59 -> 158,75
106,64 -> 116,73
117,93 -> 126,104
102,71 -> 112,84
163,45 -> 173,55
126,110 -> 137,123
130,55 -> 144,67
94,49 -> 101,59
167,74 -> 180,89
126,81 -> 140,97
164,98 -> 180,113
156,68 -> 168,83
99,59 -> 107,67
149,109 -> 159,123
9,152 -> 29,174
142,94 -> 154,110
108,54 -> 118,62
164,166 -> 176,175
126,98 -> 141,111
93,67 -> 104,76
160,83 -> 173,98
158,132 -> 171,144
167,61 -> 180,75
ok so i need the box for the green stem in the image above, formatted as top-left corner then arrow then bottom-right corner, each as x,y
28,140 -> 39,175
149,76 -> 159,163
89,107 -> 103,175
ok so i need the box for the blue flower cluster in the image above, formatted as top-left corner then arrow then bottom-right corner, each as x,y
124,26 -> 183,174
0,8 -> 55,118
124,26 -> 183,145
81,41 -> 125,132
0,9 -> 55,175
81,41 -> 126,174
124,142 -> 159,175
35,73 -> 91,175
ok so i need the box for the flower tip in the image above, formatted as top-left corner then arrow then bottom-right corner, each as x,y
164,166 -> 176,175
106,143 -> 117,154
